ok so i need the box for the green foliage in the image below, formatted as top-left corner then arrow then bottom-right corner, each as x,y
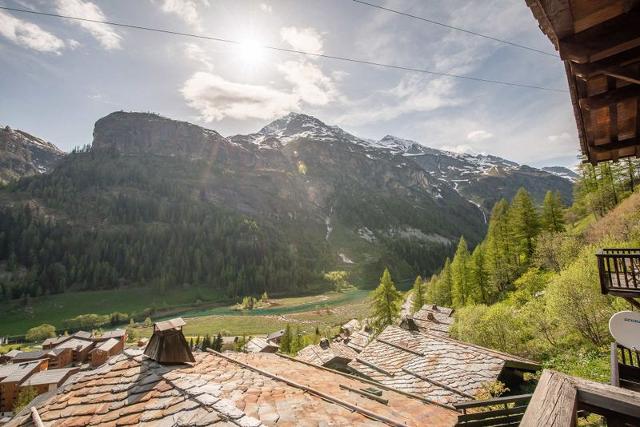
280,324 -> 292,354
143,317 -> 153,328
212,333 -> 223,352
541,190 -> 565,232
14,386 -> 38,412
451,237 -> 473,307
411,276 -> 425,313
370,268 -> 402,332
510,188 -> 540,260
25,323 -> 55,342
323,271 -> 351,292
126,325 -> 138,343
63,313 -> 110,330
241,296 -> 258,310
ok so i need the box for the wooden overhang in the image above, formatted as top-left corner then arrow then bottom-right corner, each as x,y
526,0 -> 640,164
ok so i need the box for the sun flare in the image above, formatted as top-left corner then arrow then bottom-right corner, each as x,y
236,38 -> 265,65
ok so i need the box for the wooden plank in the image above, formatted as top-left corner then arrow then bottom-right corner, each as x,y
579,84 -> 640,110
573,375 -> 640,418
520,370 -> 578,427
559,9 -> 640,63
457,413 -> 525,427
573,1 -> 629,33
458,405 -> 528,422
612,342 -> 621,387
454,394 -> 532,410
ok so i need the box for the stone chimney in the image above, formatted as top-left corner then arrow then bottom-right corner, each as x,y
144,318 -> 195,364
399,316 -> 420,332
319,338 -> 330,349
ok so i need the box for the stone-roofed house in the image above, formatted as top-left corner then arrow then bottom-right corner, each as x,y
5,349 -> 458,426
296,338 -> 358,372
19,367 -> 79,395
266,329 -> 285,345
0,350 -> 22,364
340,319 -> 361,336
72,331 -> 92,340
244,337 -> 279,353
0,359 -> 48,412
412,304 -> 455,335
342,327 -> 372,353
89,338 -> 125,367
10,348 -> 73,370
42,336 -> 71,350
53,338 -> 95,363
348,325 -> 540,405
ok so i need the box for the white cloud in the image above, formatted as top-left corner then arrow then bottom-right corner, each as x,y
181,72 -> 299,121
67,38 -> 80,49
156,0 -> 208,28
278,60 -> 338,106
441,144 -> 477,155
0,10 -> 65,53
56,0 -> 122,50
280,27 -> 324,54
466,130 -> 493,142
547,132 -> 573,144
339,76 -> 461,126
185,43 -> 213,70
259,3 -> 272,13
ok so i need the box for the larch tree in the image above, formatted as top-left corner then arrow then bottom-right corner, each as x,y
411,275 -> 426,313
279,324 -> 292,354
509,188 -> 540,261
370,268 -> 402,333
434,258 -> 453,306
485,199 -> 516,293
541,190 -> 565,232
470,244 -> 491,303
451,237 -> 472,307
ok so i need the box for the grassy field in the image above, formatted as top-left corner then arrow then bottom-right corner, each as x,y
134,292 -> 373,338
0,285 -> 374,338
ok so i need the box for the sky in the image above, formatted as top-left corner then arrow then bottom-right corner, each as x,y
0,0 -> 581,168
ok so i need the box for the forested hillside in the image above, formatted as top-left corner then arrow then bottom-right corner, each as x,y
423,158 -> 640,381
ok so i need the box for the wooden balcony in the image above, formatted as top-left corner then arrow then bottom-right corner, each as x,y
596,248 -> 640,308
611,342 -> 640,392
454,394 -> 532,426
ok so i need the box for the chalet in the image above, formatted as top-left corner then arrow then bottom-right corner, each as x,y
71,331 -> 92,340
244,336 -> 279,353
88,338 -> 124,367
343,328 -> 372,353
411,305 -> 454,336
53,338 -> 95,363
10,349 -> 73,370
266,329 -> 285,344
18,367 -> 79,395
340,319 -> 361,336
5,321 -> 458,426
348,325 -> 539,405
0,360 -> 48,413
296,338 -> 358,372
0,351 -> 21,365
92,329 -> 126,344
41,336 -> 71,350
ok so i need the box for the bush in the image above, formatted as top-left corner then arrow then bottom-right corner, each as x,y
25,324 -> 56,342
63,313 -> 110,330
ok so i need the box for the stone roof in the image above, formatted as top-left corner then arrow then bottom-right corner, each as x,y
341,319 -> 361,334
93,338 -> 120,353
0,360 -> 45,384
244,337 -> 278,353
55,338 -> 94,351
5,349 -> 22,358
6,349 -> 457,426
20,368 -> 79,387
266,330 -> 285,342
42,336 -> 71,347
348,325 -> 540,405
72,331 -> 92,340
296,341 -> 358,367
96,329 -> 126,340
344,329 -> 371,353
412,305 -> 454,335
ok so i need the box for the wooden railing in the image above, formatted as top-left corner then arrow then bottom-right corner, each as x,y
454,394 -> 532,426
611,342 -> 640,392
596,249 -> 640,297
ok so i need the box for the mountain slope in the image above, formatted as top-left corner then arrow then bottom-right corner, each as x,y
0,112 -> 573,300
0,125 -> 65,184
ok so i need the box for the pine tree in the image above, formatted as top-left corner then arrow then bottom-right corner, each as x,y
370,268 -> 402,332
411,275 -> 425,313
510,188 -> 540,260
432,258 -> 453,306
470,245 -> 492,303
541,190 -> 565,232
451,237 -> 472,307
280,324 -> 292,354
212,333 -> 223,351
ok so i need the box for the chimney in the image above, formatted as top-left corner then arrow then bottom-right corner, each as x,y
399,316 -> 420,332
144,318 -> 195,364
431,304 -> 439,311
426,312 -> 436,322
319,338 -> 330,349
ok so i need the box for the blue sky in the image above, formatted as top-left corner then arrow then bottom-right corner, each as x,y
0,0 -> 580,168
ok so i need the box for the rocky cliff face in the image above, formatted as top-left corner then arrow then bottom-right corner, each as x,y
0,126 -> 64,184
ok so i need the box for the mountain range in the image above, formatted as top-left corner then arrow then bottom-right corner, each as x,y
0,112 -> 573,297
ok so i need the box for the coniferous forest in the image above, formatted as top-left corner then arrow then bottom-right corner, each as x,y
421,159 -> 640,381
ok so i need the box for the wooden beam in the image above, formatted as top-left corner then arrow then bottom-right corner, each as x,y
521,370 -> 578,427
589,137 -> 640,153
571,46 -> 640,77
612,342 -> 621,388
579,84 -> 640,110
559,9 -> 640,63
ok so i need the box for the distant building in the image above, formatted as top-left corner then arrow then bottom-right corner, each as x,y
10,348 -> 73,370
296,338 -> 358,372
41,336 -> 72,350
266,329 -> 285,345
19,367 -> 79,395
89,338 -> 124,367
0,359 -> 48,412
53,338 -> 95,363
411,304 -> 454,335
340,319 -> 361,336
0,350 -> 22,365
244,337 -> 278,353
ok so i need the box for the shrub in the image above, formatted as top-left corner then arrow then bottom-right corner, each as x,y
25,324 -> 56,342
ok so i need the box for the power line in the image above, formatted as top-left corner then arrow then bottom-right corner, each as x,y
0,5 -> 567,93
351,0 -> 559,58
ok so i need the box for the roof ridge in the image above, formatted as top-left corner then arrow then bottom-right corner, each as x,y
402,367 -> 475,400
208,350 -> 410,426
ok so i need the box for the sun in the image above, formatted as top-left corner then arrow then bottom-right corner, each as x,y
236,38 -> 265,65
